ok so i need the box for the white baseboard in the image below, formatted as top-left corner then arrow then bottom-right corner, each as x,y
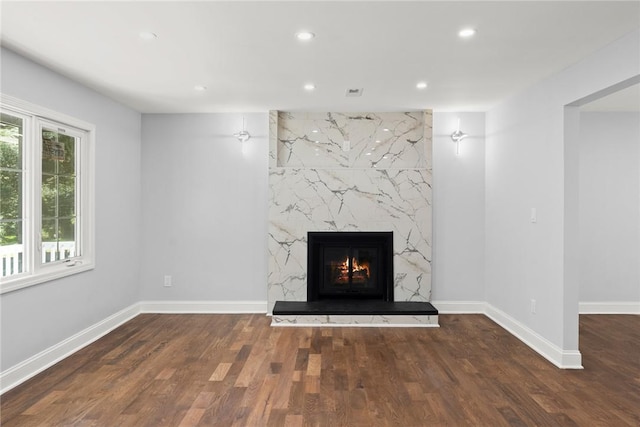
435,301 -> 584,369
0,303 -> 140,395
485,304 -> 583,369
1,300 -> 268,395
139,300 -> 268,314
2,298 -> 594,395
430,300 -> 486,314
579,301 -> 640,314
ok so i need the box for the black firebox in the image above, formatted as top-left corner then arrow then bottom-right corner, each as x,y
307,232 -> 393,301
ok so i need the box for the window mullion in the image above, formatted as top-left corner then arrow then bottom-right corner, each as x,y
74,136 -> 82,258
1,95 -> 95,293
31,118 -> 43,273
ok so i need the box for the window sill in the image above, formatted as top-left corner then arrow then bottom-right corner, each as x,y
0,261 -> 95,294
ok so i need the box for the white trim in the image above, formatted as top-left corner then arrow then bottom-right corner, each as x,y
0,303 -> 140,395
0,94 -> 95,131
139,300 -> 268,314
434,301 -> 585,368
485,304 -> 583,369
0,93 -> 96,294
0,300 -> 268,394
2,298 -> 595,395
430,300 -> 486,313
579,301 -> 640,314
0,263 -> 95,294
271,322 -> 440,328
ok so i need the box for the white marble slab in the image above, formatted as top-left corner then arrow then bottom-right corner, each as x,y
268,111 -> 433,314
275,111 -> 431,169
271,314 -> 439,327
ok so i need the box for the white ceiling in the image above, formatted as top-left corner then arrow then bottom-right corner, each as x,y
1,1 -> 639,113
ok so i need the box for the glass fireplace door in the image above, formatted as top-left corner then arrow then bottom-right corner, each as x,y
320,245 -> 380,297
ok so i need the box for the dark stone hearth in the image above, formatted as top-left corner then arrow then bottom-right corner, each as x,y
272,300 -> 438,316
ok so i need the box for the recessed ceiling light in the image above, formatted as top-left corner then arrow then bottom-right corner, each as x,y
194,85 -> 207,91
139,31 -> 157,40
304,83 -> 316,91
383,128 -> 390,132
311,129 -> 319,133
296,31 -> 315,41
459,28 -> 477,38
416,82 -> 428,89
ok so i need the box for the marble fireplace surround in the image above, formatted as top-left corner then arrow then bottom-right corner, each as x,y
267,111 -> 433,317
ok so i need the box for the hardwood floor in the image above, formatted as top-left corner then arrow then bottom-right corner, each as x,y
1,314 -> 638,426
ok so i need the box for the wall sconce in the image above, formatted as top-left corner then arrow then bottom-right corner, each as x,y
450,119 -> 468,155
233,117 -> 251,142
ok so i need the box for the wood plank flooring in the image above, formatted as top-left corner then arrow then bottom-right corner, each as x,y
1,314 -> 638,426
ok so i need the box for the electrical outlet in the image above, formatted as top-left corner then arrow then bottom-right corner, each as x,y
531,299 -> 536,314
164,275 -> 172,287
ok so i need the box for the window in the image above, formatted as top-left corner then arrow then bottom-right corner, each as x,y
1,95 -> 95,293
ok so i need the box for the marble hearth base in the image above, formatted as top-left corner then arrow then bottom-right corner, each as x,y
270,300 -> 439,327
271,314 -> 439,327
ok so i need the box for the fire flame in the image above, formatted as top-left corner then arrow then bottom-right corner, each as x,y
333,256 -> 370,284
342,256 -> 368,273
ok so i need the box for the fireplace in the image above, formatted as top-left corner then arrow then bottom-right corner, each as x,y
307,232 -> 393,301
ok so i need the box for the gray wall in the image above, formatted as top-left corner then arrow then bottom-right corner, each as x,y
0,47 -> 489,373
432,112 -> 486,302
138,112 -> 488,306
579,112 -> 640,302
485,29 -> 639,353
0,48 -> 142,370
4,27 -> 638,373
139,114 -> 269,301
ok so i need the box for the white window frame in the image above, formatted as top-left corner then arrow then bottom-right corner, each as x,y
1,94 -> 95,294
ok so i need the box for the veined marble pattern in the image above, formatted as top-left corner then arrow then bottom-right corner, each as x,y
268,110 -> 278,168
268,168 -> 432,306
271,314 -> 439,327
275,112 -> 431,169
268,110 -> 432,314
